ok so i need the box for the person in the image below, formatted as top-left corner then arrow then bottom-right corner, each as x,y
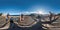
20,14 -> 24,21
10,17 -> 14,23
6,13 -> 9,21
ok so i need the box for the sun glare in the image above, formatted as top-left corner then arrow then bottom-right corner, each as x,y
35,9 -> 45,14
38,11 -> 44,14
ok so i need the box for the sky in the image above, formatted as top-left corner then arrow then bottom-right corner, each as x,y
0,0 -> 60,15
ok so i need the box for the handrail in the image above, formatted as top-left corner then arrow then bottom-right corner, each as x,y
13,16 -> 38,27
0,16 -> 10,28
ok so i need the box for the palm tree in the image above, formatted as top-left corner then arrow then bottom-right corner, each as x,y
42,12 -> 59,24
0,13 -> 2,16
58,13 -> 60,16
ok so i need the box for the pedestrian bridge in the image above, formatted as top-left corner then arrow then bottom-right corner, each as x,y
0,15 -> 60,30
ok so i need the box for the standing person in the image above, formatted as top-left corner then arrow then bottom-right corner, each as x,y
10,17 -> 14,23
21,14 -> 24,21
6,13 -> 9,21
19,14 -> 25,24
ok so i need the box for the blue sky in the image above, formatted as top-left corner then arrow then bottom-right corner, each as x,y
0,0 -> 60,15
